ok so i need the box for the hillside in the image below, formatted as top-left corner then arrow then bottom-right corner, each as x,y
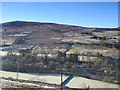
1,21 -> 119,57
2,21 -> 87,45
2,21 -> 119,46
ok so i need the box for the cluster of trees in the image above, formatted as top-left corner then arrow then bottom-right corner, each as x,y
2,52 -> 119,84
13,37 -> 26,44
51,29 -> 61,33
82,56 -> 119,83
2,52 -> 80,74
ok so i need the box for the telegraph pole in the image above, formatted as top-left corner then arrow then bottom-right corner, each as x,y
61,65 -> 63,90
16,62 -> 19,80
16,58 -> 20,80
60,57 -> 64,90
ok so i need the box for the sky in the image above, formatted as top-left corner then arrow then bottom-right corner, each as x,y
1,0 -> 120,2
1,2 -> 118,28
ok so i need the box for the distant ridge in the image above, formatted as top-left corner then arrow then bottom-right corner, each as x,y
2,20 -> 119,49
1,20 -> 87,29
2,21 -> 58,28
2,20 -> 119,29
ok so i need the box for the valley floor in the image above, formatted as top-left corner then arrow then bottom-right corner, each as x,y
0,70 -> 119,89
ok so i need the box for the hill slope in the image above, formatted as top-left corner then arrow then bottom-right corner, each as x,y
2,21 -> 119,48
